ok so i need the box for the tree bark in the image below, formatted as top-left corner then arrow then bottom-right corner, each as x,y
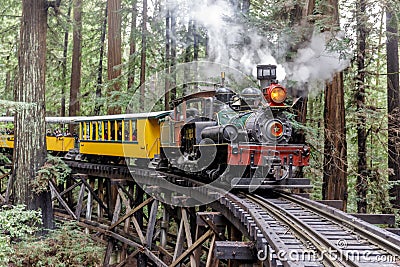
323,72 -> 348,210
355,0 -> 368,213
321,0 -> 348,211
107,0 -> 122,115
183,20 -> 193,96
386,9 -> 400,209
287,0 -> 314,149
193,20 -> 199,61
139,0 -> 147,111
170,8 -> 177,102
13,0 -> 53,229
69,0 -> 82,119
164,6 -> 171,110
61,1 -> 72,117
127,0 -> 137,91
94,4 -> 107,116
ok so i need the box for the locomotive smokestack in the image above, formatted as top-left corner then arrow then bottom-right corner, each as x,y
257,64 -> 277,89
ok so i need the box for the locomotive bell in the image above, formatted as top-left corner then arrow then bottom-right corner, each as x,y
257,64 -> 277,89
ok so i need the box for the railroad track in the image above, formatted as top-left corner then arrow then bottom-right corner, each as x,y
223,191 -> 400,266
59,161 -> 400,266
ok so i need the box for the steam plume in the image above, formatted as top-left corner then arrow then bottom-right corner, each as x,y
167,0 -> 351,90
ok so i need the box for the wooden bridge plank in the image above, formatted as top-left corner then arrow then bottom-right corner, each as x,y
350,213 -> 396,225
49,180 -> 77,220
170,229 -> 213,267
106,231 -> 168,267
73,175 -> 109,214
146,199 -> 159,249
205,234 -> 216,267
182,208 -> 196,267
172,215 -> 185,263
214,241 -> 255,260
108,196 -> 154,230
75,183 -> 86,218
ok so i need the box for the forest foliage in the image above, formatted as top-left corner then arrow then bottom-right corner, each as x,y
0,206 -> 103,266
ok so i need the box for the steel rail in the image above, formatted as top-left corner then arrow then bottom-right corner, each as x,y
279,192 -> 400,257
223,192 -> 326,266
247,194 -> 357,267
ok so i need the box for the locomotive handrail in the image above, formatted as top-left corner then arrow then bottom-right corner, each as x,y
170,90 -> 216,108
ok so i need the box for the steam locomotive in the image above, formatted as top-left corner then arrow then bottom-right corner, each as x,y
158,64 -> 310,183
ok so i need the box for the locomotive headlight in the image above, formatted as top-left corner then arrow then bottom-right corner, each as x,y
270,86 -> 287,104
267,120 -> 284,139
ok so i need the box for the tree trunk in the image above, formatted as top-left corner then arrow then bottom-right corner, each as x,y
139,0 -> 147,112
164,6 -> 170,110
170,8 -> 177,101
107,0 -> 122,115
321,0 -> 348,211
323,72 -> 348,210
13,0 -> 53,229
355,0 -> 368,213
183,20 -> 193,96
69,0 -> 82,120
386,10 -> 400,209
193,20 -> 199,61
287,0 -> 315,150
61,1 -> 72,117
95,5 -> 108,116
127,0 -> 137,91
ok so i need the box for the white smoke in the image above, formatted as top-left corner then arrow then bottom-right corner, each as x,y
167,0 -> 351,91
186,0 -> 287,79
283,32 -> 350,85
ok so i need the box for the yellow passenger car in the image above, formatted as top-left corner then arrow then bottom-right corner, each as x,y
0,117 -> 78,153
75,111 -> 171,163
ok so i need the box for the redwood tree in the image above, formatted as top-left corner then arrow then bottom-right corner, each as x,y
69,0 -> 82,119
386,9 -> 400,209
107,0 -> 122,114
127,0 -> 137,91
355,0 -> 368,213
61,1 -> 72,117
164,4 -> 171,110
139,0 -> 147,111
321,0 -> 348,211
13,0 -> 53,229
170,7 -> 176,102
323,73 -> 348,210
95,5 -> 108,116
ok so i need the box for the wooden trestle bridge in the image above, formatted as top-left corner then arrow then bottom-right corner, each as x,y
1,160 -> 400,267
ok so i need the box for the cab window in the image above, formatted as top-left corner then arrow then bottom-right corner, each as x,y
97,121 -> 103,140
116,121 -> 122,141
131,120 -> 137,141
81,122 -> 90,140
124,120 -> 137,142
